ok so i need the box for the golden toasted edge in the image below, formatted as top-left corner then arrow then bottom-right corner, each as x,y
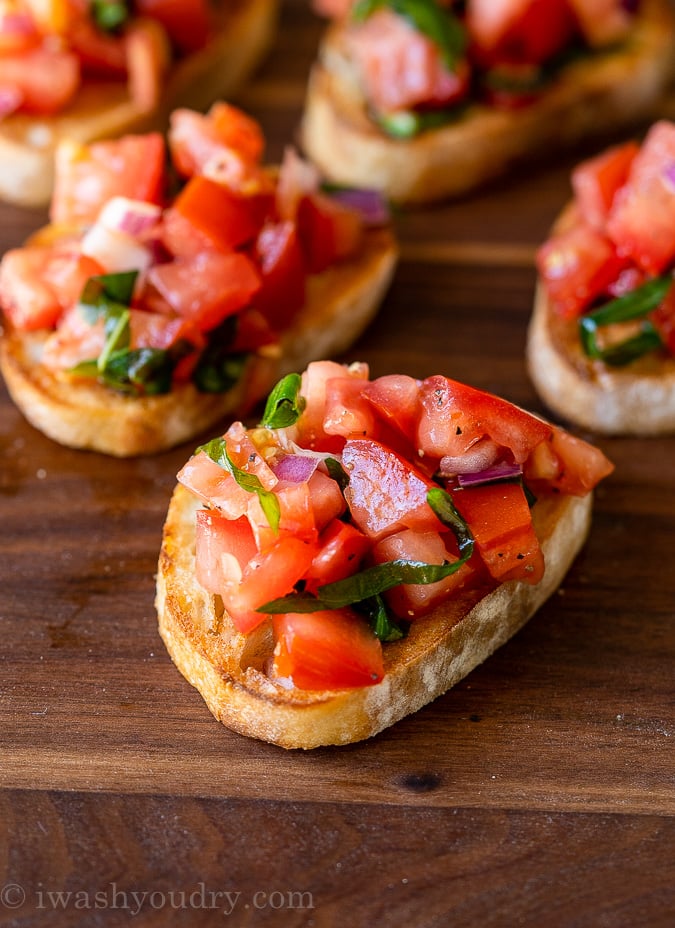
0,226 -> 397,455
156,477 -> 593,750
300,0 -> 675,204
526,281 -> 675,436
0,0 -> 278,207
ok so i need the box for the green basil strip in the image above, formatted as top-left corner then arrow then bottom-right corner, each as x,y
98,347 -> 176,396
91,0 -> 130,32
579,275 -> 671,365
79,271 -> 138,317
197,437 -> 281,533
259,372 -> 306,429
97,307 -> 130,372
352,0 -> 465,71
325,457 -> 350,494
356,594 -> 407,642
426,487 -> 474,557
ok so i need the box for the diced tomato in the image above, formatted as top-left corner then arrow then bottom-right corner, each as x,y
0,46 -> 79,114
159,207 -> 213,258
373,528 -> 474,618
224,420 -> 278,488
347,8 -> 470,113
296,192 -> 363,274
129,308 -> 196,350
566,0 -> 633,47
67,17 -> 128,77
229,306 -> 278,353
177,452 -> 250,518
125,16 -> 171,112
147,251 -> 261,332
525,426 -> 614,496
362,374 -> 421,443
606,121 -> 675,275
195,510 -> 258,592
536,222 -> 630,319
468,0 -> 576,66
253,221 -> 306,331
248,482 -> 316,553
272,609 -> 384,690
0,8 -> 40,54
295,360 -> 369,449
223,534 -> 319,634
172,176 -> 266,253
571,141 -> 639,230
307,468 -> 346,530
0,247 -> 102,331
169,103 -> 265,178
40,303 -> 106,371
451,482 -> 544,584
416,375 -> 551,464
651,278 -> 675,357
135,0 -> 212,53
323,376 -> 378,439
50,133 -> 166,226
342,438 -> 444,541
304,519 -> 370,591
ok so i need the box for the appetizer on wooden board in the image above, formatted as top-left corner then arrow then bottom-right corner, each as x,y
0,0 -> 278,206
528,119 -> 675,435
301,0 -> 675,204
156,361 -> 613,749
0,104 -> 398,455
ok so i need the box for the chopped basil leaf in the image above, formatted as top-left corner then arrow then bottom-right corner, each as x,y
352,0 -> 465,71
356,594 -> 407,642
325,457 -> 350,493
191,316 -> 246,394
426,487 -> 474,557
259,372 -> 306,428
97,307 -> 130,372
579,275 -> 671,365
197,437 -> 281,533
79,271 -> 138,315
99,347 -> 176,396
375,106 -> 459,139
91,0 -> 130,32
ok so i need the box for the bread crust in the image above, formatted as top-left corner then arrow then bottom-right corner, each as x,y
526,205 -> 675,436
0,226 -> 397,456
300,0 -> 675,205
156,483 -> 592,749
0,0 -> 278,207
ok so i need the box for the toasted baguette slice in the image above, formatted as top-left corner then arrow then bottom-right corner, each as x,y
0,226 -> 397,456
300,0 -> 675,205
527,279 -> 675,436
156,483 -> 591,749
0,0 -> 278,208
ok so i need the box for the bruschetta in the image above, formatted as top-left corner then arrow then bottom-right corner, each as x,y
0,0 -> 278,207
156,361 -> 613,749
300,0 -> 675,205
528,119 -> 675,435
0,104 -> 398,455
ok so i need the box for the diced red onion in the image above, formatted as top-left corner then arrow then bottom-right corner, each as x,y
439,440 -> 499,476
457,462 -> 522,488
329,188 -> 390,226
663,163 -> 675,193
272,454 -> 319,484
98,197 -> 162,238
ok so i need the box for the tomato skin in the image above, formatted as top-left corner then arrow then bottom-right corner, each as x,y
173,176 -> 266,253
571,141 -> 639,231
323,376 -> 379,439
272,609 -> 384,690
373,528 -> 474,618
606,121 -> 675,275
362,374 -> 421,444
296,193 -> 363,274
417,375 -> 551,464
147,251 -> 261,332
295,360 -> 370,450
304,519 -> 370,591
253,221 -> 306,331
0,46 -> 80,114
536,223 -> 629,320
451,482 -> 544,584
525,426 -> 614,496
342,438 -> 444,541
169,103 -> 265,178
135,0 -> 212,53
50,133 -> 166,226
468,0 -> 576,67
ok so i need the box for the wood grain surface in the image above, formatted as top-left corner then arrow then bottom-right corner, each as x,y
1,2 -> 674,925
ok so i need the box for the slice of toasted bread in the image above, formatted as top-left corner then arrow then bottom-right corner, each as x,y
156,482 -> 591,749
0,226 -> 397,456
0,0 -> 278,208
527,279 -> 675,436
300,0 -> 675,205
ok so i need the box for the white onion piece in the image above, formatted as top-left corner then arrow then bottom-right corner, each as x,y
439,439 -> 500,476
98,196 -> 162,238
81,223 -> 153,275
